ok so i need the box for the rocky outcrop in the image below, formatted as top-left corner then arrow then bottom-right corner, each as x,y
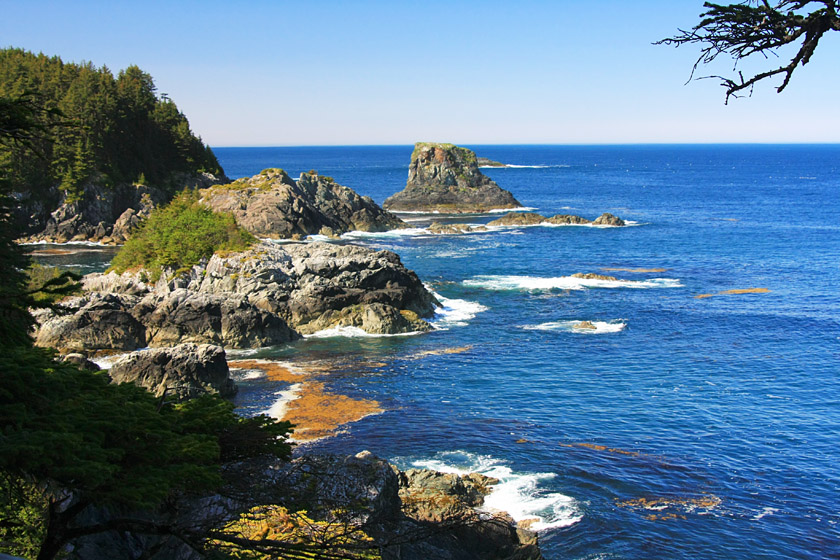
280,452 -> 543,560
200,169 -> 406,239
428,222 -> 488,235
34,293 -> 146,353
487,212 -> 546,227
17,173 -> 225,244
488,211 -> 626,227
133,290 -> 300,348
108,343 -> 236,401
35,241 -> 438,351
294,303 -> 433,335
592,212 -> 626,226
477,156 -> 507,168
383,143 -> 523,213
64,451 -> 542,560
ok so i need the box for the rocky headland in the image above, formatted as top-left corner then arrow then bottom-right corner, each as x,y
383,143 -> 523,213
199,168 -> 406,239
35,241 -> 438,354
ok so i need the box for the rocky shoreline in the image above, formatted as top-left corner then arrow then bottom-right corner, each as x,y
34,241 -> 437,354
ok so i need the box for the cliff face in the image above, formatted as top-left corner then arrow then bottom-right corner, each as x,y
200,169 -> 406,239
383,143 -> 522,213
16,173 -> 226,244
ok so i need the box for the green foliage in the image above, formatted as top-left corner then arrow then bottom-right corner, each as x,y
0,474 -> 46,559
0,346 -> 294,557
109,191 -> 256,280
25,263 -> 81,306
0,48 -> 224,205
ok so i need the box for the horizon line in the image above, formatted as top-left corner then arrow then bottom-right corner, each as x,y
211,141 -> 840,149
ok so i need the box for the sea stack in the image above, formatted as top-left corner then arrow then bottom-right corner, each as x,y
383,142 -> 523,213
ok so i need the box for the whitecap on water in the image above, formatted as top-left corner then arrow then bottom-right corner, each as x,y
463,275 -> 683,291
399,450 -> 582,531
429,290 -> 489,329
340,228 -> 431,240
523,320 -> 627,334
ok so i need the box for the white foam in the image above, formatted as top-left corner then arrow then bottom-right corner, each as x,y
340,228 -> 430,240
303,326 -> 424,338
753,507 -> 779,520
523,320 -> 627,334
429,290 -> 488,329
463,275 -> 683,291
403,451 -> 582,531
264,382 -> 303,419
231,368 -> 265,381
487,206 -> 539,213
480,164 -> 569,169
91,349 -> 147,369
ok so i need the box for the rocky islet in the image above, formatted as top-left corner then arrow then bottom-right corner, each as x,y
383,142 -> 523,213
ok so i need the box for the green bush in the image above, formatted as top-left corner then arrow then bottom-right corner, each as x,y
109,191 -> 256,280
25,263 -> 81,305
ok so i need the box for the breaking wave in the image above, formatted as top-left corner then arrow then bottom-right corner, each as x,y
463,275 -> 683,291
429,290 -> 489,329
397,450 -> 582,531
523,320 -> 627,334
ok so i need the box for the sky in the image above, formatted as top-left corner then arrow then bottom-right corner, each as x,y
2,0 -> 839,146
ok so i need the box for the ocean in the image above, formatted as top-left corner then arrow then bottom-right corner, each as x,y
39,145 -> 840,559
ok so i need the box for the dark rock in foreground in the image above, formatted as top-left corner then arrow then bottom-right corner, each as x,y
109,343 -> 236,401
384,143 -> 522,213
65,451 -> 543,560
200,168 -> 406,239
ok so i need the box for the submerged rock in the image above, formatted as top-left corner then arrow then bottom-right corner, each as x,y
384,143 -> 523,213
108,343 -> 236,401
572,321 -> 597,330
200,168 -> 405,239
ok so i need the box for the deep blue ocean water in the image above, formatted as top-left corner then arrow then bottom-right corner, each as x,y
41,145 -> 840,559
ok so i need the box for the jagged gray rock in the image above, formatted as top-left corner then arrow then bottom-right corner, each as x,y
108,343 -> 236,401
199,169 -> 406,239
34,293 -> 146,352
35,241 -> 438,351
384,143 -> 522,213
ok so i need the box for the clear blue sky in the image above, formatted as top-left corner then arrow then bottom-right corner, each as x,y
3,0 -> 839,146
